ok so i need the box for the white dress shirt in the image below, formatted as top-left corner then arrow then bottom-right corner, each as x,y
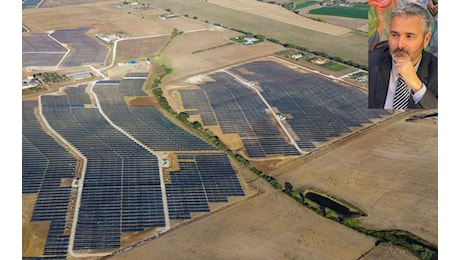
384,57 -> 427,109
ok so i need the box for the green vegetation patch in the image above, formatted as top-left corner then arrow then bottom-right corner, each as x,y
309,4 -> 368,19
231,35 -> 263,45
276,49 -> 350,72
35,72 -> 69,83
154,56 -> 173,74
295,1 -> 320,10
348,71 -> 368,80
191,42 -> 234,54
319,61 -> 346,71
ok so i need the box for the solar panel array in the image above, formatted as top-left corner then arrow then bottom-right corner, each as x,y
22,0 -> 41,9
23,53 -> 65,67
93,80 -> 216,151
180,60 -> 389,157
179,88 -> 218,125
23,76 -> 245,254
93,77 -> 244,220
181,72 -> 301,158
22,33 -> 67,67
22,100 -> 77,259
51,27 -> 108,67
23,58 -> 386,255
124,72 -> 149,79
167,154 -> 245,219
22,33 -> 67,52
40,89 -> 165,251
118,78 -> 147,97
228,61 -> 389,149
65,85 -> 91,108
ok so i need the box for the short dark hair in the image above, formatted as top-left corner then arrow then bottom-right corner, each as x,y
392,3 -> 431,34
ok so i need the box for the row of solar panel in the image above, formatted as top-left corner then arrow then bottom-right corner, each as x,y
22,0 -> 40,9
93,82 -> 217,151
177,61 -> 389,158
118,78 -> 148,96
23,101 -> 76,259
23,73 -> 246,255
39,94 -> 167,251
50,28 -> 108,67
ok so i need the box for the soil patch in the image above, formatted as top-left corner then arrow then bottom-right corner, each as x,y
126,96 -> 157,106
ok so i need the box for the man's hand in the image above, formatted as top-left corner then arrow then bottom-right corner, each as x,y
394,54 -> 423,93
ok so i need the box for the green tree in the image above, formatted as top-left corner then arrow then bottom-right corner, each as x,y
283,182 -> 293,193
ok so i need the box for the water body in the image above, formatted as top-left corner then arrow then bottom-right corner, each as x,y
305,192 -> 355,217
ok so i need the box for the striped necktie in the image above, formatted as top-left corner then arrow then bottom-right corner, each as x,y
393,77 -> 410,109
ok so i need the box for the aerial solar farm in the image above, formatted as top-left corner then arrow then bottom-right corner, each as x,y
23,27 -> 109,67
22,0 -> 438,259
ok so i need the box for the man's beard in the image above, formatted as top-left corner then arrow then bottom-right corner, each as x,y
391,48 -> 411,60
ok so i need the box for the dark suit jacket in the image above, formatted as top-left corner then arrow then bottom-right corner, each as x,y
368,46 -> 438,109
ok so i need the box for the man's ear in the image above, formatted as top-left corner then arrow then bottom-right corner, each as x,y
423,31 -> 432,49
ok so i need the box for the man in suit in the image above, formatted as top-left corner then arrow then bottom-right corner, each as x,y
368,3 -> 438,109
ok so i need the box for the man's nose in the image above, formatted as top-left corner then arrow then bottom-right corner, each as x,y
397,37 -> 407,49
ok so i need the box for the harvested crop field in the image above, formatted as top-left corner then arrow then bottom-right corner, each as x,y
23,0 -> 175,37
161,29 -> 286,82
208,0 -> 351,36
116,35 -> 171,61
273,110 -> 438,245
141,0 -> 368,66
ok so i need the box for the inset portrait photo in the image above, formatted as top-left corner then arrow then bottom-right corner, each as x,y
368,0 -> 438,109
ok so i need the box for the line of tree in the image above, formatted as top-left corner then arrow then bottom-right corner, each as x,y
151,69 -> 436,260
149,28 -> 434,260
